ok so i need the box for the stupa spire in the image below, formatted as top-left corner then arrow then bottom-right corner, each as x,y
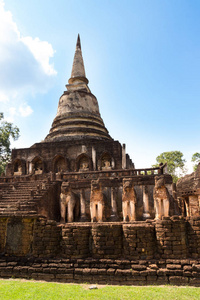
68,34 -> 89,85
76,34 -> 81,50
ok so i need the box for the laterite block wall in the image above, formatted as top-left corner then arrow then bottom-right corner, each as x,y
0,216 -> 200,260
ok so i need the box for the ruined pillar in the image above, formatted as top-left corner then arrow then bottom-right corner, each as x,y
29,162 -> 32,174
92,147 -> 96,171
80,189 -> 87,221
122,201 -> 129,222
185,197 -> 190,217
130,201 -> 136,221
26,161 -> 29,175
110,187 -> 119,221
122,143 -> 126,169
143,185 -> 151,219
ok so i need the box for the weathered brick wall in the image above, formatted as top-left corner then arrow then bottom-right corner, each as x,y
0,218 -> 7,253
1,257 -> 200,286
155,216 -> 187,259
91,224 -> 122,259
123,222 -> 155,260
6,218 -> 34,256
186,217 -> 200,258
32,219 -> 61,257
1,216 -> 200,261
36,182 -> 61,221
61,224 -> 90,258
1,217 -> 200,285
188,195 -> 199,217
0,217 -> 35,256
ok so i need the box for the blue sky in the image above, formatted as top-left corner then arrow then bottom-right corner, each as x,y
0,0 -> 200,172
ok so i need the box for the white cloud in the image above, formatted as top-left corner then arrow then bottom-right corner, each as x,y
19,104 -> 33,117
0,0 -> 57,120
6,106 -> 17,122
0,1 -> 20,44
21,36 -> 57,76
4,103 -> 33,122
0,91 -> 9,102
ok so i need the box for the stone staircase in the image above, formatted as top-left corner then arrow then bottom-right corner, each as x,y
0,180 -> 57,216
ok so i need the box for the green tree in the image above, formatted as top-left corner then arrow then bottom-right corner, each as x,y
153,151 -> 186,183
191,152 -> 200,171
0,113 -> 20,175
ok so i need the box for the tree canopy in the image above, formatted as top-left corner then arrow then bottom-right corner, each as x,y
153,151 -> 186,183
0,113 -> 20,175
191,152 -> 200,171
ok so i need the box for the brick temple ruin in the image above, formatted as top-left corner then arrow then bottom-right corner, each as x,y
177,163 -> 200,218
0,35 -> 200,286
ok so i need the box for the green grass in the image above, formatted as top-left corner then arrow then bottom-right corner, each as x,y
0,279 -> 200,300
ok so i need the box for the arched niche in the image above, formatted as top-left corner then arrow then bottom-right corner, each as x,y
13,159 -> 26,176
53,155 -> 68,173
98,152 -> 114,170
76,154 -> 92,172
31,156 -> 44,174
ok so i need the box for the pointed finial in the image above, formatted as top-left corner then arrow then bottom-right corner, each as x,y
76,34 -> 81,50
68,34 -> 89,86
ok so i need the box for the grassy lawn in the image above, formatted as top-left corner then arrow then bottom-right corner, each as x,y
0,279 -> 200,300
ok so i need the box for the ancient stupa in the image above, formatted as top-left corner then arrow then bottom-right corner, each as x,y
45,35 -> 111,142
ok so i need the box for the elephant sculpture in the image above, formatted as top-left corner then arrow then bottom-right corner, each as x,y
153,175 -> 170,219
122,178 -> 137,221
60,182 -> 80,223
90,179 -> 106,222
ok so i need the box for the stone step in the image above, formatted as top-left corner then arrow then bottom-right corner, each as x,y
0,180 -> 58,217
0,211 -> 38,215
0,205 -> 37,212
2,197 -> 31,201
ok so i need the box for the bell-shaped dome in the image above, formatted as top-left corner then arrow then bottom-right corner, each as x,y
45,35 -> 111,142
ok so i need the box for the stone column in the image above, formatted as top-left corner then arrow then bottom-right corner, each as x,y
143,185 -> 150,219
60,199 -> 66,223
110,187 -> 119,221
186,197 -> 190,217
80,189 -> 87,221
92,147 -> 96,171
130,201 -> 136,221
29,162 -> 32,174
90,202 -> 94,222
122,144 -> 126,169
